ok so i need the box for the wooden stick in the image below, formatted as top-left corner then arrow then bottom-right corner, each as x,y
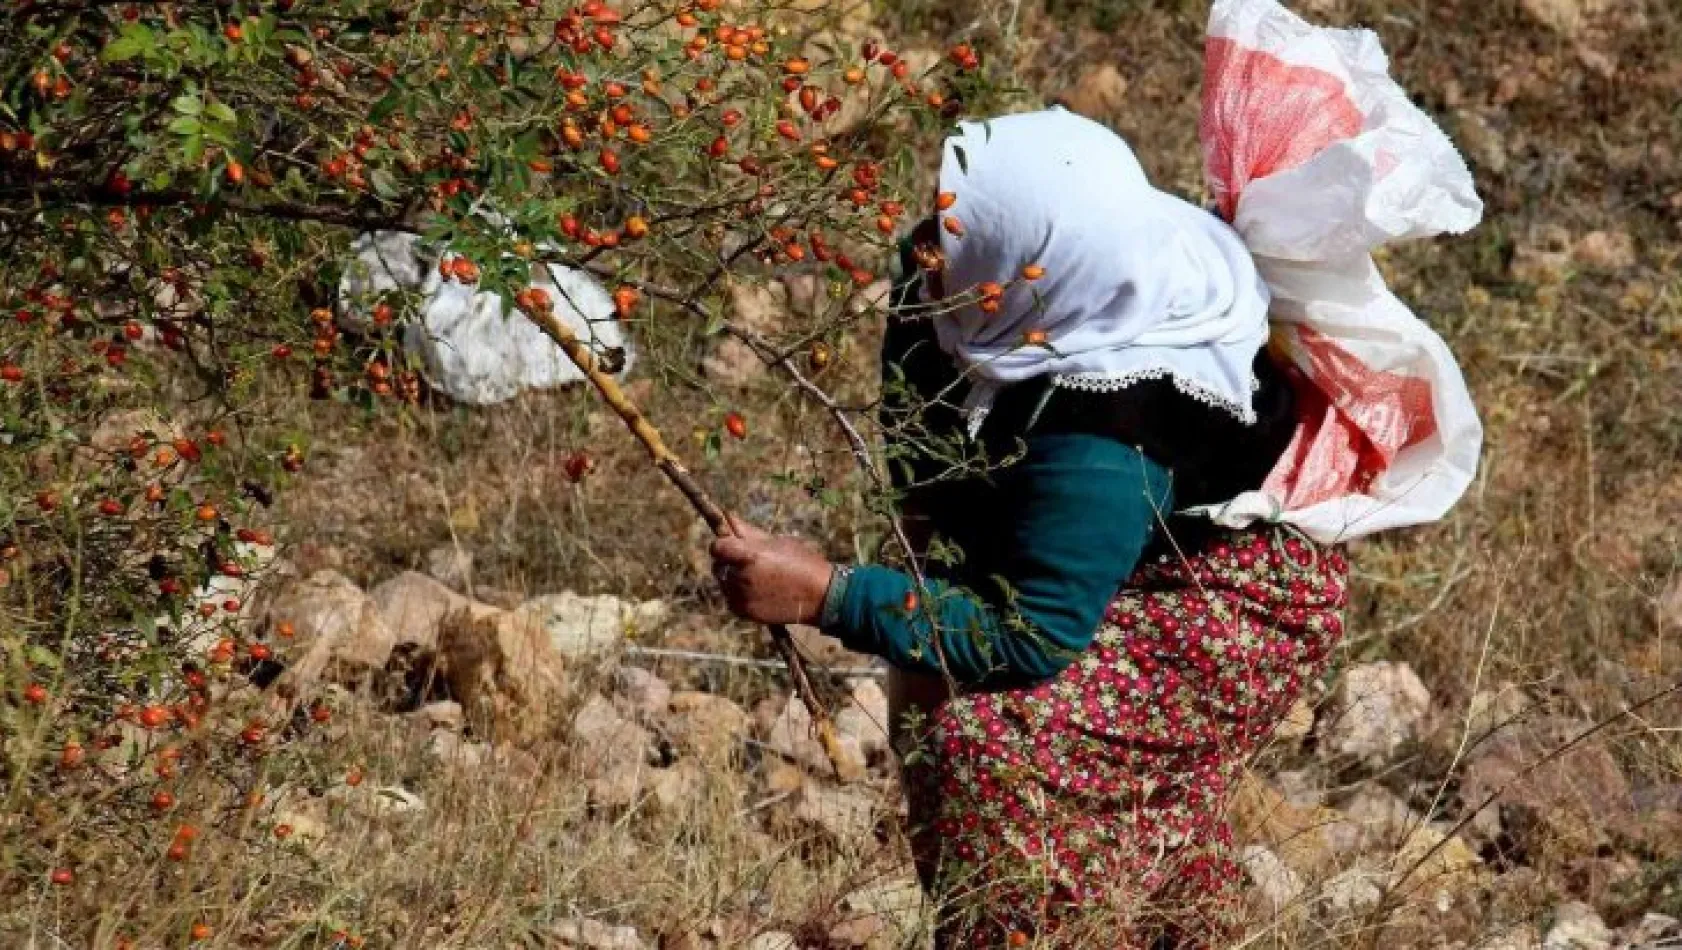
520,302 -> 851,777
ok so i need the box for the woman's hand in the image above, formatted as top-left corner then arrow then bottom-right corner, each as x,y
709,515 -> 836,627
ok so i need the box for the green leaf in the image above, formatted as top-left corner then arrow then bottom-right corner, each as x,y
205,102 -> 237,124
368,168 -> 400,199
368,90 -> 402,124
171,94 -> 203,116
103,32 -> 151,63
952,143 -> 968,174
167,116 -> 202,136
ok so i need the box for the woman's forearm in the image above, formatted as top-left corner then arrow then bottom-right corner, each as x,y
821,564 -> 1088,685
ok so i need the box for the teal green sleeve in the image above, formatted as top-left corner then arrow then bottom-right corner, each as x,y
826,434 -> 1172,685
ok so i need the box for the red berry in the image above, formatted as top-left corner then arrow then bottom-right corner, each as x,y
22,683 -> 48,705
563,451 -> 593,482
724,412 -> 747,440
50,868 -> 73,886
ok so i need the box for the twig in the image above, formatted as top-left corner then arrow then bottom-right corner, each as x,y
1379,677 -> 1682,915
518,304 -> 852,779
624,645 -> 887,680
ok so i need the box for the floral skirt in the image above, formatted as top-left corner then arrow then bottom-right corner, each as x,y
894,526 -> 1348,948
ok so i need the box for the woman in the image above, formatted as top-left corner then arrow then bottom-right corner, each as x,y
712,107 -> 1346,946
712,13 -> 1483,939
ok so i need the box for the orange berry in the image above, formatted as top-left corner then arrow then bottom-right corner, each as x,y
943,215 -> 965,237
936,191 -> 957,211
190,923 -> 213,941
196,503 -> 218,522
624,215 -> 649,239
1023,329 -> 1049,346
612,286 -> 640,318
903,590 -> 920,612
151,790 -> 175,811
1022,264 -> 1045,281
784,57 -> 810,75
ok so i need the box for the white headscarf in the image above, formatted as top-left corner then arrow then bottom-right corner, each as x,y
929,108 -> 1272,436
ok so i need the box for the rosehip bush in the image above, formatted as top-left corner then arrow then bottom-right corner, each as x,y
0,0 -> 996,934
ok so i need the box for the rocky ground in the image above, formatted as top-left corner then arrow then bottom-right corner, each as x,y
240,542 -> 1682,949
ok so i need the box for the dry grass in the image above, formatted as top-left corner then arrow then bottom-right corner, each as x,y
6,0 -> 1681,946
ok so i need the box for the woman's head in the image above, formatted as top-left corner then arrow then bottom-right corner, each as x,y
918,108 -> 1273,435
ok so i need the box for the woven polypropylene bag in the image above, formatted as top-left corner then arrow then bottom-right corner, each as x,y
1195,0 -> 1485,543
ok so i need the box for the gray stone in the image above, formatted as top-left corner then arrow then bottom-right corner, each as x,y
1544,902 -> 1613,950
1325,661 -> 1432,761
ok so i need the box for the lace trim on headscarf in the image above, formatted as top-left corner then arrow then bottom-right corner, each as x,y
1054,369 -> 1260,425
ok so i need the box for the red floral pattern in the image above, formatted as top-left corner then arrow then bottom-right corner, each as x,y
902,527 -> 1348,948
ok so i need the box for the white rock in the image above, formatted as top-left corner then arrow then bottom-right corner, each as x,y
1573,231 -> 1636,271
550,917 -> 649,950
766,697 -> 867,783
412,700 -> 464,731
1325,661 -> 1432,761
1624,914 -> 1681,946
839,876 -> 924,942
1486,925 -> 1542,950
423,545 -> 474,592
424,729 -> 488,769
1519,0 -> 1609,36
514,592 -> 669,657
438,604 -> 567,745
326,784 -> 426,825
1455,109 -> 1509,175
612,666 -> 672,721
833,678 -> 890,759
1320,867 -> 1384,915
571,695 -> 655,771
794,782 -> 878,842
1240,845 -> 1303,913
667,691 -> 750,761
261,570 -> 398,691
1544,902 -> 1613,950
1275,698 -> 1316,742
369,571 -> 469,652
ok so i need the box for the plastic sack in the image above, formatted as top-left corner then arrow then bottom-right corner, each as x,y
1194,0 -> 1485,544
337,230 -> 632,406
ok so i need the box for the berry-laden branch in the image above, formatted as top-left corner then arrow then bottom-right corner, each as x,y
514,290 -> 852,778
